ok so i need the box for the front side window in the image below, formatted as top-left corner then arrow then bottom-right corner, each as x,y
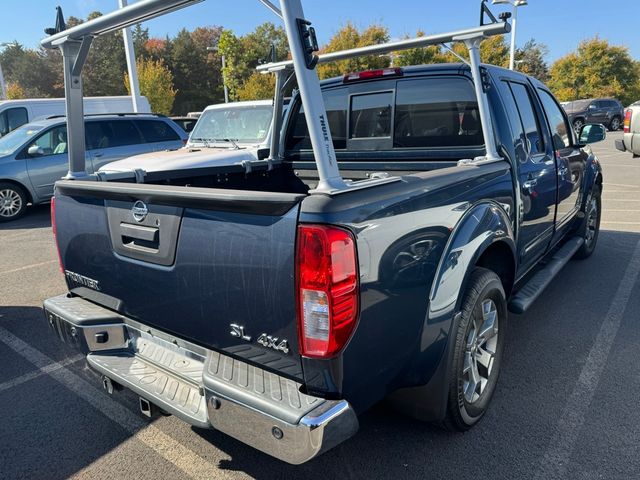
30,126 -> 68,156
508,82 -> 544,156
394,77 -> 482,148
0,107 -> 28,136
538,89 -> 571,150
350,92 -> 393,139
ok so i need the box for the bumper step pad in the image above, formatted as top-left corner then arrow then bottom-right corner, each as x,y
88,343 -> 209,428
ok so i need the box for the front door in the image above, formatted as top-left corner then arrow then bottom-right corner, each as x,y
500,79 -> 558,274
536,88 -> 587,237
24,125 -> 69,200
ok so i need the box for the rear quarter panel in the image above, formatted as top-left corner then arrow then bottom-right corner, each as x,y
298,161 -> 515,411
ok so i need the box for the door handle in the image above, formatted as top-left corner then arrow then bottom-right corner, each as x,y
523,179 -> 537,191
94,152 -> 103,158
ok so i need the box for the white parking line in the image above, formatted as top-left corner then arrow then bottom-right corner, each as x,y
0,260 -> 57,276
535,238 -> 640,479
604,183 -> 640,189
0,326 -> 232,480
0,354 -> 84,393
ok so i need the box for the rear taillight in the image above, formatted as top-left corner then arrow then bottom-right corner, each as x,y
624,109 -> 632,133
343,67 -> 403,83
296,224 -> 359,358
50,197 -> 63,273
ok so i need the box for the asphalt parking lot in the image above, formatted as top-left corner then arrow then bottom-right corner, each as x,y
1,131 -> 639,480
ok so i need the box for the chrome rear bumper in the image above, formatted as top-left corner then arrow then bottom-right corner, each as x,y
43,294 -> 358,464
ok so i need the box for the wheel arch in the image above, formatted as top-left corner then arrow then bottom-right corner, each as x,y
0,178 -> 33,204
387,201 -> 516,422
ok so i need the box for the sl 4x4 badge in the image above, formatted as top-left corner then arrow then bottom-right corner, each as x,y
229,324 -> 290,355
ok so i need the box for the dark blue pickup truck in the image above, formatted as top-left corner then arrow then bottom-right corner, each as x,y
41,6 -> 605,465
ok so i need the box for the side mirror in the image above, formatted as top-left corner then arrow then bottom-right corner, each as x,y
28,145 -> 44,157
579,124 -> 606,144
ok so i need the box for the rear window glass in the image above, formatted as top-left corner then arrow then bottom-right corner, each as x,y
350,92 -> 393,139
135,120 -> 180,143
394,77 -> 482,148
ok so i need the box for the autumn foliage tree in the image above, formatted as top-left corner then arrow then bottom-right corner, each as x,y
317,23 -> 390,79
548,37 -> 640,105
125,58 -> 176,115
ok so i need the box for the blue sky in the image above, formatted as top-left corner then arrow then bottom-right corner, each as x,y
1,0 -> 638,62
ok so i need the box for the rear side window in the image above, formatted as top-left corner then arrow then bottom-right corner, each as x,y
287,88 -> 348,150
394,77 -> 482,148
537,89 -> 570,150
106,120 -> 143,147
135,120 -> 180,143
507,82 -> 544,156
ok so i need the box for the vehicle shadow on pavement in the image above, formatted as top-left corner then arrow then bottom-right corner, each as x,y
0,204 -> 51,230
0,230 -> 638,480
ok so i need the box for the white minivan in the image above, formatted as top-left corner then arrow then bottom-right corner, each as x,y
0,96 -> 151,137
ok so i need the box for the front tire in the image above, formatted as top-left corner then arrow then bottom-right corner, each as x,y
443,267 -> 507,431
0,182 -> 28,222
574,185 -> 601,259
572,118 -> 584,134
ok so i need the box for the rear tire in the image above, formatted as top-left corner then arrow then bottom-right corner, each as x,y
0,182 -> 27,222
443,267 -> 507,431
609,116 -> 621,131
574,185 -> 601,260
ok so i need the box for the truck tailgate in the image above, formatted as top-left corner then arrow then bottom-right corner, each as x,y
53,180 -> 306,379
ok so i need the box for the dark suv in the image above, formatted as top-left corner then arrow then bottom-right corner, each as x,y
563,98 -> 624,133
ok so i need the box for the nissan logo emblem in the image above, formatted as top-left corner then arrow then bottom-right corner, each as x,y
132,200 -> 148,222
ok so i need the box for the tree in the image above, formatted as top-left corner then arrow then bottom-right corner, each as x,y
79,12 -> 128,97
548,37 -> 640,105
167,27 -> 224,113
441,35 -> 509,67
125,58 -> 176,115
317,23 -> 390,79
514,39 -> 549,82
392,31 -> 447,67
0,43 -> 60,97
236,72 -> 275,100
219,23 -> 289,100
6,82 -> 26,99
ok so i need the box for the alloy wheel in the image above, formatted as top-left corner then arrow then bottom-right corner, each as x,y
0,188 -> 23,219
573,119 -> 584,134
463,299 -> 499,404
610,117 -> 620,131
585,195 -> 599,247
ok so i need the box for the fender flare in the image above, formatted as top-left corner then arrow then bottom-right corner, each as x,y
388,200 -> 516,421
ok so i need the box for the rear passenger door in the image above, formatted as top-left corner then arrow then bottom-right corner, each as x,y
86,120 -> 147,171
500,79 -> 557,272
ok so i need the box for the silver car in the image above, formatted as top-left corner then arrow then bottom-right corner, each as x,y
0,114 -> 187,221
